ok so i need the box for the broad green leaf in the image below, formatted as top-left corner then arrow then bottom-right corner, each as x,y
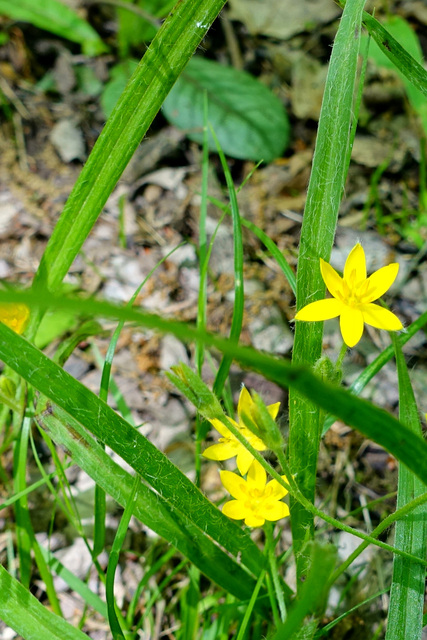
2,292 -> 427,490
36,404 -> 268,609
163,57 -> 290,162
0,564 -> 90,640
386,336 -> 427,640
0,0 -> 107,56
289,0 -> 365,581
32,0 -> 227,299
0,321 -> 264,582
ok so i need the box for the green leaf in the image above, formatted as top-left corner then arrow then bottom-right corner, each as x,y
386,336 -> 427,640
363,12 -> 427,100
272,542 -> 337,640
163,57 -> 290,162
32,0 -> 227,299
38,546 -> 108,619
117,0 -> 173,56
0,564 -> 90,640
363,16 -> 427,134
288,0 -> 366,580
101,60 -> 139,118
211,127 -> 245,394
0,0 -> 107,56
2,291 -> 427,492
36,404 -> 268,609
322,310 -> 427,435
0,321 -> 265,585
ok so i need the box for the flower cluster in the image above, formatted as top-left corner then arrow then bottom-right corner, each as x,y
203,387 -> 289,527
0,303 -> 30,335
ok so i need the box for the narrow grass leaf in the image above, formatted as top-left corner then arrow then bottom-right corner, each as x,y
0,326 -> 264,578
179,565 -> 200,640
289,0 -> 366,578
211,128 -> 245,396
106,476 -> 139,640
32,0 -> 227,298
38,546 -> 108,619
386,336 -> 427,640
236,569 -> 267,640
35,404 -> 269,610
273,542 -> 337,640
322,311 -> 427,434
363,12 -> 427,99
0,564 -> 90,640
2,295 -> 427,488
208,195 -> 297,295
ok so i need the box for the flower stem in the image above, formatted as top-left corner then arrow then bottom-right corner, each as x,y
265,522 -> 287,622
218,414 -> 427,567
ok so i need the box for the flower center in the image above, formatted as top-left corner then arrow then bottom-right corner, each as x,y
340,269 -> 372,307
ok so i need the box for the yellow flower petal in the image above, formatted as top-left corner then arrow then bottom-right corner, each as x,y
220,470 -> 247,500
360,304 -> 403,331
203,442 -> 238,461
258,501 -> 290,522
343,243 -> 366,284
320,260 -> 343,298
295,298 -> 343,321
222,500 -> 248,520
244,514 -> 265,527
209,417 -> 237,438
267,402 -> 280,420
236,448 -> 255,475
237,386 -> 252,416
247,460 -> 266,488
362,263 -> 399,303
0,303 -> 30,334
267,477 -> 289,500
340,306 -> 364,347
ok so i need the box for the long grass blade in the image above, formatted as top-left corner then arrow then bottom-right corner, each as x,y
385,336 -> 427,640
211,127 -> 245,396
35,404 -> 269,611
288,0 -> 366,579
2,298 -> 427,489
0,564 -> 90,640
31,0 -> 226,299
363,12 -> 427,98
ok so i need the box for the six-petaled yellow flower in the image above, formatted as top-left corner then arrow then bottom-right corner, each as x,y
295,243 -> 403,348
203,387 -> 280,475
220,460 -> 290,527
0,303 -> 30,335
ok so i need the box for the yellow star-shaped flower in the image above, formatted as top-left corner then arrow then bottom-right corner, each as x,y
295,243 -> 403,348
203,387 -> 280,475
0,303 -> 30,335
220,460 -> 290,528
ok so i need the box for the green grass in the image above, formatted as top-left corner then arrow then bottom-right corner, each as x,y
1,0 -> 427,638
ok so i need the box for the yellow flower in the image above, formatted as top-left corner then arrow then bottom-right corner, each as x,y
203,387 -> 280,475
295,243 -> 403,348
220,460 -> 290,527
0,303 -> 30,334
